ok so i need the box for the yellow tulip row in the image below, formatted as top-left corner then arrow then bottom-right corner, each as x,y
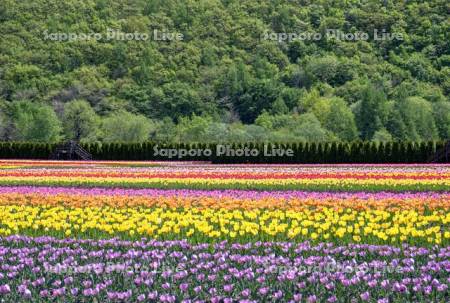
0,205 -> 448,245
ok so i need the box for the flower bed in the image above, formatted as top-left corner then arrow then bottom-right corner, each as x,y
0,161 -> 448,302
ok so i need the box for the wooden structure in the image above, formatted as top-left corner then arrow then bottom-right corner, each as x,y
49,141 -> 92,160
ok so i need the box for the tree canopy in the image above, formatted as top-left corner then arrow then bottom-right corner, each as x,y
0,0 -> 448,142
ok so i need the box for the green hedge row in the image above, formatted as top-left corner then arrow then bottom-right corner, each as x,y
0,141 -> 447,163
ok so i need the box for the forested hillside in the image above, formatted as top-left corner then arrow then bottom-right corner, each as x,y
0,0 -> 448,143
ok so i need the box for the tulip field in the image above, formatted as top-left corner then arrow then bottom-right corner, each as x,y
0,160 -> 449,302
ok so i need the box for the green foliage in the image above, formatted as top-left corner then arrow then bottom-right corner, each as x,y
0,108 -> 8,140
63,100 -> 100,142
311,97 -> 358,141
101,111 -> 153,143
372,128 -> 393,143
0,0 -> 448,143
356,85 -> 388,140
432,102 -> 450,140
176,115 -> 212,142
305,55 -> 354,87
399,97 -> 439,141
10,101 -> 62,142
270,97 -> 289,115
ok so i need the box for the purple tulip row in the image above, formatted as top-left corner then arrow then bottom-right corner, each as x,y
0,236 -> 448,302
0,186 -> 447,200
